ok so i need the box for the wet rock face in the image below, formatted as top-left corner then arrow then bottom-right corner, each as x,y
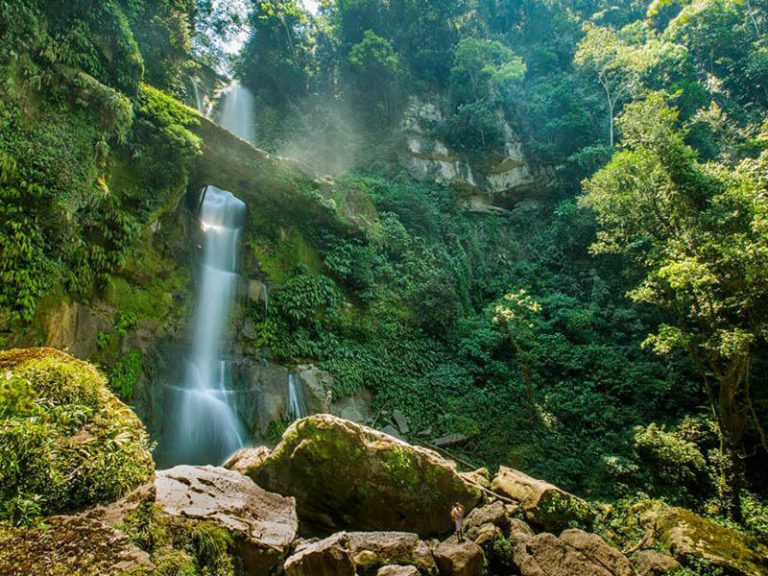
0,514 -> 154,576
156,465 -> 298,575
491,466 -> 595,532
657,507 -> 768,576
244,415 -> 483,536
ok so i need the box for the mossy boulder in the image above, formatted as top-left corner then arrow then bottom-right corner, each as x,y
0,347 -> 154,524
656,507 -> 768,576
243,415 -> 482,536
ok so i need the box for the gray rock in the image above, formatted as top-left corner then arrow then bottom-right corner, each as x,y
656,507 -> 768,576
393,409 -> 410,434
156,465 -> 297,575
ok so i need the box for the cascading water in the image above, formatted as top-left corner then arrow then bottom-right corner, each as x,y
287,373 -> 308,421
217,80 -> 256,145
163,186 -> 247,465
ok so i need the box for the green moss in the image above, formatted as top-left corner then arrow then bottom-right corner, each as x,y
0,348 -> 154,525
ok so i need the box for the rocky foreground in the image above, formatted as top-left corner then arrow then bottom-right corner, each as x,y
2,413 -> 767,576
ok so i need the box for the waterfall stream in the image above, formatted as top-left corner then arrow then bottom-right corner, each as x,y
163,187 -> 247,465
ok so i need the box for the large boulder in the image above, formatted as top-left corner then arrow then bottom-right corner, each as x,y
509,529 -> 633,576
656,507 -> 768,576
156,465 -> 298,575
244,415 -> 482,535
491,466 -> 594,532
347,532 -> 437,575
433,537 -> 485,576
0,513 -> 153,576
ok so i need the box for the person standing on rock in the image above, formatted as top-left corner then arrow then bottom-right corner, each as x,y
451,502 -> 465,542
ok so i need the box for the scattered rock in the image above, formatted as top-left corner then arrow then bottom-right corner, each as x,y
246,415 -> 482,535
347,532 -> 437,575
433,537 -> 485,576
491,466 -> 594,532
284,533 -> 356,576
156,465 -> 297,575
378,565 -> 421,576
393,409 -> 410,434
223,445 -> 271,474
631,550 -> 681,576
433,433 -> 471,448
657,507 -> 768,576
0,514 -> 153,576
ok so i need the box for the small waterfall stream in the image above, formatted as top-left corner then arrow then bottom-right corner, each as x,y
287,373 -> 308,421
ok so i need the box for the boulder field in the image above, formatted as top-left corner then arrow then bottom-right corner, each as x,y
2,411 -> 765,576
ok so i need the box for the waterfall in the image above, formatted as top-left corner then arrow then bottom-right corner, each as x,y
217,80 -> 256,145
192,78 -> 204,114
287,373 -> 308,421
262,283 -> 269,317
163,186 -> 247,465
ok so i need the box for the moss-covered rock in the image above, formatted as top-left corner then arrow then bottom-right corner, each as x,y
0,347 -> 154,524
244,415 -> 482,536
656,507 -> 768,576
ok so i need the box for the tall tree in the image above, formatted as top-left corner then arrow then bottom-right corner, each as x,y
575,23 -> 654,146
581,92 -> 768,520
